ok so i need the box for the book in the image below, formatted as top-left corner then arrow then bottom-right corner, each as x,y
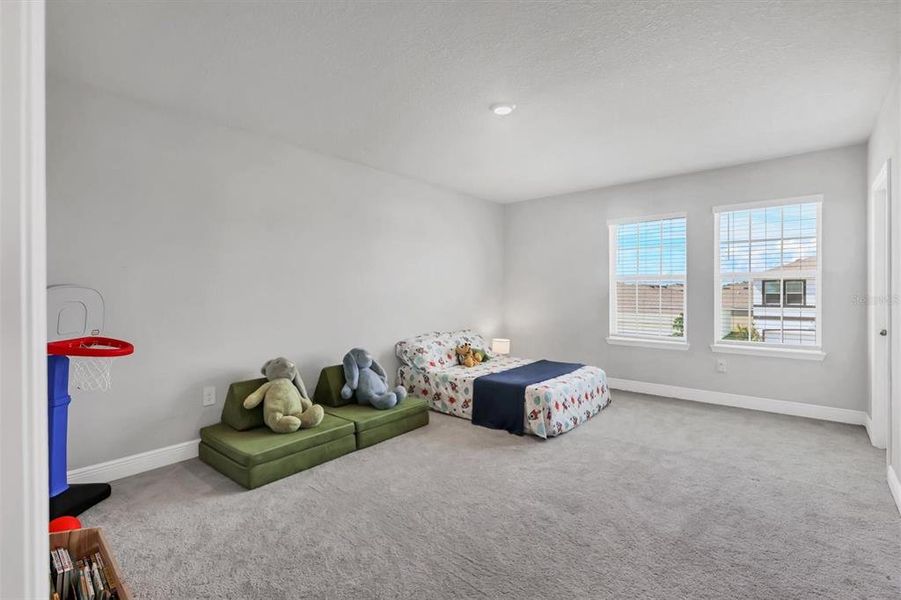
50,546 -> 79,600
60,548 -> 74,600
84,562 -> 95,600
89,557 -> 108,600
73,560 -> 82,600
75,560 -> 91,600
93,552 -> 116,598
92,553 -> 110,594
50,540 -> 122,600
50,548 -> 63,595
83,563 -> 91,600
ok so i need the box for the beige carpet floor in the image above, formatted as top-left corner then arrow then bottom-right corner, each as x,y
82,391 -> 901,599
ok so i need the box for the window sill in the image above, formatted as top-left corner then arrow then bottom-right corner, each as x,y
709,343 -> 826,361
606,336 -> 690,351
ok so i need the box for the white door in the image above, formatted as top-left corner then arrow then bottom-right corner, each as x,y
868,161 -> 892,449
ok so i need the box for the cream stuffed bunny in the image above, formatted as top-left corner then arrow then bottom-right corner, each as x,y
243,357 -> 324,433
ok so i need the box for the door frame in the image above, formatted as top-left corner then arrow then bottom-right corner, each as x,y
0,1 -> 48,597
867,160 -> 892,449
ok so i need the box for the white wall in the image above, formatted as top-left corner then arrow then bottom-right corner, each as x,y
47,78 -> 504,468
868,70 -> 901,478
47,75 -> 876,470
503,145 -> 868,411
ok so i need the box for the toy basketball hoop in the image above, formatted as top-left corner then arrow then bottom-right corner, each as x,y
46,285 -> 135,519
47,336 -> 134,391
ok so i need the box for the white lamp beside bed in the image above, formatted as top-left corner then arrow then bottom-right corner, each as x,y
491,338 -> 511,355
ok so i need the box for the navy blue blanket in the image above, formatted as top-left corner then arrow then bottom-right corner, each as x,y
472,360 -> 583,435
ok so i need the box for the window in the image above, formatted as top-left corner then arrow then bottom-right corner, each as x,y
714,196 -> 821,353
609,214 -> 687,347
762,280 -> 781,306
784,280 -> 805,306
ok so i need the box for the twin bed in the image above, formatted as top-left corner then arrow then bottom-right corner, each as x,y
395,330 -> 610,438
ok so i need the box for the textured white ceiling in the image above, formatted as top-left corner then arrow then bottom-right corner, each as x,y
48,1 -> 899,203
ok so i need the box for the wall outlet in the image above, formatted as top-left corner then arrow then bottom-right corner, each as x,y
202,385 -> 216,406
716,358 -> 727,374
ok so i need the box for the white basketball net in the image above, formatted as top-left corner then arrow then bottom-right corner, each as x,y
70,356 -> 114,392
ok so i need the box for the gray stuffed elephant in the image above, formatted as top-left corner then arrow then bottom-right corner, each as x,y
243,357 -> 324,433
340,348 -> 407,410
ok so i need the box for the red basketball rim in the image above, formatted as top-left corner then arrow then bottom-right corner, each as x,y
47,336 -> 134,357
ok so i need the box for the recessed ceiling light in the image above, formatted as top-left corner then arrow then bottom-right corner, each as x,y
490,103 -> 516,116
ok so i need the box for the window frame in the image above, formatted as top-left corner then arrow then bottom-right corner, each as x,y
711,195 -> 825,361
607,212 -> 689,351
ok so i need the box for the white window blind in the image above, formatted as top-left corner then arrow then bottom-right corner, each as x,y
715,197 -> 821,348
610,215 -> 687,340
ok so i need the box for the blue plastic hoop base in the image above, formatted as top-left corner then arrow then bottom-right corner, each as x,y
48,355 -> 71,498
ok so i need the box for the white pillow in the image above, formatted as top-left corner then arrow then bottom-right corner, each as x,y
395,331 -> 457,370
396,329 -> 496,369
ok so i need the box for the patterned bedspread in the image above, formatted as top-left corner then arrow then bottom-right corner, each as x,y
397,355 -> 610,439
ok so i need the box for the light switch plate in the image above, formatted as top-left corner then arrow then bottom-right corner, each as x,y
203,385 -> 216,406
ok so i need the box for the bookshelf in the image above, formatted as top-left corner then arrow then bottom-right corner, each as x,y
49,528 -> 131,600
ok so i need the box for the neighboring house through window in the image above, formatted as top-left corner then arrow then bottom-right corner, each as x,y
715,196 -> 821,349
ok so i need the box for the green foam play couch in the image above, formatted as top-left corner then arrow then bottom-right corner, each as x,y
313,365 -> 429,449
198,368 -> 429,489
198,378 -> 355,489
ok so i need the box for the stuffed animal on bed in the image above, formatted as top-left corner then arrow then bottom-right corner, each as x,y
455,343 -> 487,368
243,357 -> 325,433
340,348 -> 407,410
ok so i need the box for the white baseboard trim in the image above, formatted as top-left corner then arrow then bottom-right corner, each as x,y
67,439 -> 199,485
889,466 -> 901,516
863,415 -> 890,449
607,378 -> 867,426
66,381 -> 870,484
